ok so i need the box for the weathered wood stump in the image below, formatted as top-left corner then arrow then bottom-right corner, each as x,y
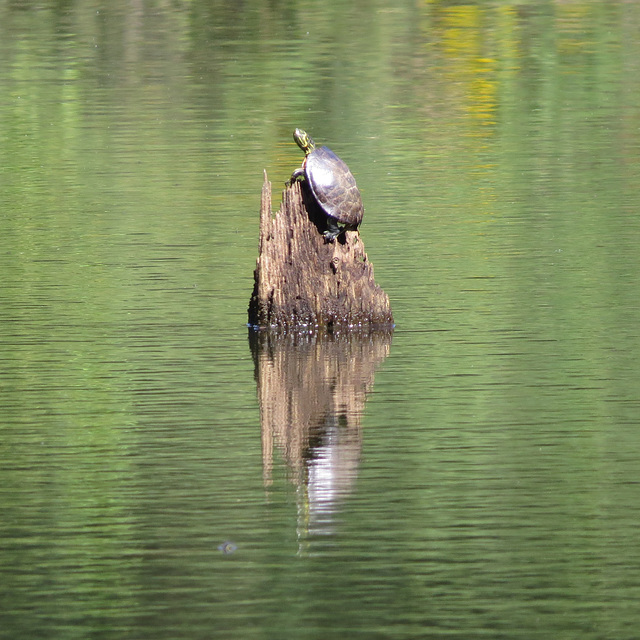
248,171 -> 394,330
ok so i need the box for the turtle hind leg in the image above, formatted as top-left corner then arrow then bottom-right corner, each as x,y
323,218 -> 342,242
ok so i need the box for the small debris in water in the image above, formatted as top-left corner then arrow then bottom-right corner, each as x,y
218,541 -> 237,555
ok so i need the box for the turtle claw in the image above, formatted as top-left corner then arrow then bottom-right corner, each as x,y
323,228 -> 342,243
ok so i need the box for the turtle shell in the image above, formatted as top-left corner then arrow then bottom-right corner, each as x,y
304,146 -> 364,227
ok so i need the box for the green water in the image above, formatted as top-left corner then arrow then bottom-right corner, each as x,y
2,2 -> 640,638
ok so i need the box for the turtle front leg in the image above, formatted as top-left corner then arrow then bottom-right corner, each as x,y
286,167 -> 306,187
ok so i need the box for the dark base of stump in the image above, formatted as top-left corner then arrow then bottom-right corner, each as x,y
248,171 -> 393,331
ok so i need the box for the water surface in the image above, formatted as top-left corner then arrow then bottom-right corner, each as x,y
2,2 -> 640,638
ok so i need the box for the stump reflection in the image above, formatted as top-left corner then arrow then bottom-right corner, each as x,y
249,329 -> 392,540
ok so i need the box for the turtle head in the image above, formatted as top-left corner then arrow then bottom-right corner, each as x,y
293,128 -> 315,155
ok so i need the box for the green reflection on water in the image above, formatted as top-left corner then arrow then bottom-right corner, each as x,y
1,1 -> 640,639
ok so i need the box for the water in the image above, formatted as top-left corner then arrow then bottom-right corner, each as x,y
2,2 -> 640,638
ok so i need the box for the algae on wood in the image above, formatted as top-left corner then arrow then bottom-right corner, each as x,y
248,171 -> 393,330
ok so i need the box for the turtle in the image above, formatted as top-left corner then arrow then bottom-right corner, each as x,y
287,128 -> 364,241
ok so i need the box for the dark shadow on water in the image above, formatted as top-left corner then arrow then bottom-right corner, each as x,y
249,328 -> 392,546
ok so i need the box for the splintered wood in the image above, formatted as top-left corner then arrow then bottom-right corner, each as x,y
248,171 -> 393,330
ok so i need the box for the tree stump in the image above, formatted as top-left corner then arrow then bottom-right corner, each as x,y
248,171 -> 394,330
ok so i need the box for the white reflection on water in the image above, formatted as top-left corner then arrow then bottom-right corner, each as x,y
298,413 -> 361,541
